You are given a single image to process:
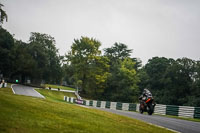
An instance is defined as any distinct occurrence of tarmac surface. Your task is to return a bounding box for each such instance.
[92,107,200,133]
[12,84,45,98]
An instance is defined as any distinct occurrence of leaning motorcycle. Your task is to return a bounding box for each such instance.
[139,96,156,115]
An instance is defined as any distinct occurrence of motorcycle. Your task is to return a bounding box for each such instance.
[139,96,156,115]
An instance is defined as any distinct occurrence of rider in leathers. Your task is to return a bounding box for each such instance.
[139,88,152,101]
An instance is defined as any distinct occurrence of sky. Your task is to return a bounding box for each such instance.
[2,0,200,64]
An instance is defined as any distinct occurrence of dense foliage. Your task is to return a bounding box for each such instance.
[65,37,110,98]
[102,43,140,102]
[64,39,139,101]
[0,28,62,85]
[139,57,200,106]
[0,3,7,24]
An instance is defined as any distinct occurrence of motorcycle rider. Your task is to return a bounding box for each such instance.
[139,88,156,115]
[139,88,152,101]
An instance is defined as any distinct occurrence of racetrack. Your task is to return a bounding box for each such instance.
[88,107,200,133]
[12,84,45,98]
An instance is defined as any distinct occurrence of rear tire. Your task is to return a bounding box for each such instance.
[139,104,144,114]
[140,108,143,114]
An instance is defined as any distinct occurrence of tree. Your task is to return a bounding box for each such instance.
[163,58,196,105]
[137,67,149,93]
[104,42,132,63]
[62,63,75,86]
[29,32,62,84]
[0,3,8,25]
[143,57,173,104]
[141,57,199,106]
[0,28,14,78]
[103,43,139,102]
[10,40,37,83]
[103,58,139,102]
[190,60,200,106]
[85,56,110,98]
[131,57,142,72]
[118,58,139,101]
[66,37,110,98]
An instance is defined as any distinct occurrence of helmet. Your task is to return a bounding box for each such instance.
[143,89,148,94]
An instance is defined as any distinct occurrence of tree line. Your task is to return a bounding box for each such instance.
[1,27,200,106]
[139,57,200,106]
[0,29,63,84]
[1,3,200,106]
[64,38,140,102]
[0,28,140,102]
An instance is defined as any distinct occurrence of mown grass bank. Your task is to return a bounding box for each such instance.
[36,89,76,102]
[0,87,173,133]
[41,84,75,91]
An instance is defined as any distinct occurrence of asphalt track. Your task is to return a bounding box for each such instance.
[12,84,45,98]
[91,107,200,133]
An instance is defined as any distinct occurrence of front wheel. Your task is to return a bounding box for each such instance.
[147,104,154,115]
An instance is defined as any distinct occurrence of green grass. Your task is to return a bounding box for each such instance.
[36,89,76,102]
[0,87,174,133]
[41,84,76,91]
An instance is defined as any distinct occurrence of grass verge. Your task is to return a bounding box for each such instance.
[36,89,76,102]
[0,87,174,133]
[41,84,76,91]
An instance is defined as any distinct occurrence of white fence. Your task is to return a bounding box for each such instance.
[64,96,200,119]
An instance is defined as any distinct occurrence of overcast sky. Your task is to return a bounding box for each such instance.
[2,0,200,64]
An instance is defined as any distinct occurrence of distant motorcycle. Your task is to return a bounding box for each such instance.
[139,96,156,115]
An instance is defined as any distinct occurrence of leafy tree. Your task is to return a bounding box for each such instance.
[131,57,142,72]
[0,3,7,25]
[174,58,195,105]
[144,57,171,99]
[104,42,132,63]
[0,28,14,78]
[118,58,139,101]
[137,67,149,93]
[141,57,199,106]
[161,58,196,105]
[10,40,37,83]
[190,60,200,106]
[103,58,139,102]
[62,63,75,86]
[103,43,139,102]
[66,37,110,97]
[29,32,62,84]
[85,56,110,97]
[139,57,174,104]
